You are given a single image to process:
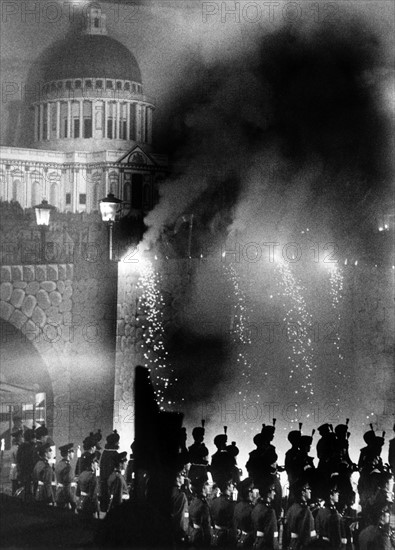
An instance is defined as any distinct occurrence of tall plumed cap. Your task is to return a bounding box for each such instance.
[106,429,120,447]
[226,441,239,457]
[363,424,376,444]
[317,423,331,435]
[335,419,350,436]
[35,423,48,438]
[288,430,302,445]
[192,419,205,439]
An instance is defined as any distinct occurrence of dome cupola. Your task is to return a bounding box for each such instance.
[32,6,154,153]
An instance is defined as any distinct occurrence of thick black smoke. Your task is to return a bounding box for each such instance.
[149,17,392,260]
[143,14,394,422]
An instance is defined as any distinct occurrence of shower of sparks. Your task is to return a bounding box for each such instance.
[222,260,257,434]
[275,259,317,407]
[328,264,346,407]
[136,258,175,408]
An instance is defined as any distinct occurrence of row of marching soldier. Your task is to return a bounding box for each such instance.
[9,418,395,548]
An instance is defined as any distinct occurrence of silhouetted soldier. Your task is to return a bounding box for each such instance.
[210,479,237,547]
[283,477,317,550]
[189,473,211,548]
[77,452,100,519]
[315,476,347,549]
[189,420,209,466]
[55,443,76,510]
[285,424,302,487]
[99,429,120,512]
[251,476,279,550]
[33,442,55,505]
[16,427,37,501]
[233,478,254,549]
[170,462,189,547]
[75,433,99,477]
[211,427,236,489]
[107,451,129,510]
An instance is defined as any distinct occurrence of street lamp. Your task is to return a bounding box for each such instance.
[99,192,123,260]
[33,199,55,263]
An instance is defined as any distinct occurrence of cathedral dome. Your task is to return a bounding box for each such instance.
[43,34,142,83]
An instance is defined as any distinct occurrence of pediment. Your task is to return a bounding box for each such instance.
[117,146,156,167]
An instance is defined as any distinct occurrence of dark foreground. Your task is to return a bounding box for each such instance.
[0,494,98,549]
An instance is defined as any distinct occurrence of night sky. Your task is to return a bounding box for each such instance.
[1,0,394,466]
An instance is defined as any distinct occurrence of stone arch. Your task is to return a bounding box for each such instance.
[0,318,55,446]
[0,268,72,443]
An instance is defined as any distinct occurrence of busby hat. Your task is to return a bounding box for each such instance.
[214,426,228,448]
[106,429,120,448]
[335,419,350,437]
[363,424,376,444]
[59,443,74,455]
[24,428,36,442]
[226,441,239,457]
[317,423,331,435]
[300,434,313,447]
[192,420,206,440]
[288,430,302,445]
[35,424,48,438]
[261,419,276,440]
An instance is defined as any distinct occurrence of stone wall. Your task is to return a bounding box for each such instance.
[0,263,74,443]
[0,257,118,447]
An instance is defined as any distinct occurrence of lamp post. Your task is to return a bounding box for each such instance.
[33,199,55,263]
[99,193,123,260]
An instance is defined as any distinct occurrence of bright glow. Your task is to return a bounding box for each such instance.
[34,199,52,226]
[275,259,317,404]
[100,202,117,222]
[136,257,175,407]
[99,193,122,222]
[223,262,255,433]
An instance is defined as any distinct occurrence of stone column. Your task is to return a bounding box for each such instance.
[46,103,51,140]
[34,105,39,142]
[115,101,120,139]
[104,100,107,138]
[136,104,142,141]
[147,108,153,145]
[141,105,147,143]
[24,167,29,208]
[79,100,83,138]
[126,102,130,141]
[73,169,78,213]
[56,102,60,139]
[67,101,72,138]
[112,103,116,139]
[39,104,43,141]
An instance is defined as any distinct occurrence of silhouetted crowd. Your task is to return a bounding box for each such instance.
[9,417,395,549]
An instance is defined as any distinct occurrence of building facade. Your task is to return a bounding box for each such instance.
[0,5,167,215]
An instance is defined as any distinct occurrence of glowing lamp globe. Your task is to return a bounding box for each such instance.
[33,199,54,226]
[99,193,122,222]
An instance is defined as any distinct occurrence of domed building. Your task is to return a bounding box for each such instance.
[0,5,167,214]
